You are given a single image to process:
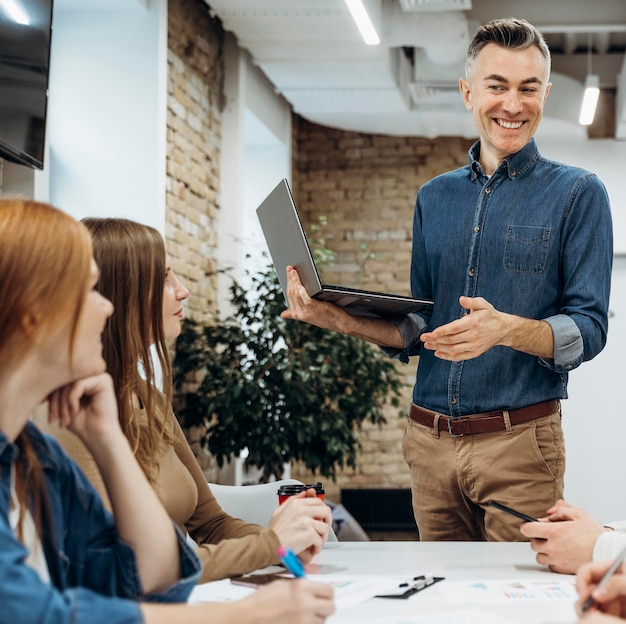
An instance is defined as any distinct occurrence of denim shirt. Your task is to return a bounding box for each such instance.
[389,138,612,417]
[0,422,202,624]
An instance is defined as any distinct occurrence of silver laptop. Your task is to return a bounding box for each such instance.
[256,179,433,319]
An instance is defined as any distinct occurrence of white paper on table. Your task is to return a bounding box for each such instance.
[307,574,402,608]
[355,607,521,624]
[189,574,400,609]
[438,578,579,604]
[189,578,255,603]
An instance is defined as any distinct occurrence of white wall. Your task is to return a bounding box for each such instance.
[540,138,626,254]
[44,0,167,230]
[218,32,246,313]
[217,40,291,484]
[242,114,291,285]
[218,38,291,315]
[561,257,626,521]
[241,42,292,273]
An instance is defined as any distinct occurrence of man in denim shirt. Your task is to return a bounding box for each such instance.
[282,18,613,541]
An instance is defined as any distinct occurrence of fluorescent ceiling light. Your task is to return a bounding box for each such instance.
[579,74,600,126]
[0,0,30,25]
[344,0,380,46]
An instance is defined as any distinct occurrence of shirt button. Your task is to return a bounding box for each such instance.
[451,397,458,405]
[511,170,517,176]
[469,268,475,276]
[473,226,480,233]
[485,187,492,194]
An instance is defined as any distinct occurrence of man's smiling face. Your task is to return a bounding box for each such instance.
[459,43,551,174]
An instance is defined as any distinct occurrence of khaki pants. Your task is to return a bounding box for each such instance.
[402,406,565,541]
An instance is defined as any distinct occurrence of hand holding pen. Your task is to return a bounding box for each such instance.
[520,500,608,575]
[575,545,626,617]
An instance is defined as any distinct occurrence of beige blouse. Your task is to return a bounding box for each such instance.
[34,406,280,583]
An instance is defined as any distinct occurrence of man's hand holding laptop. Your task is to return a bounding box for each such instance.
[281,265,404,349]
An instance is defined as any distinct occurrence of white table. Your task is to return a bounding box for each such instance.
[191,541,579,624]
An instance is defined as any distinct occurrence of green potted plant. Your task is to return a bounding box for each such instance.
[173,231,403,482]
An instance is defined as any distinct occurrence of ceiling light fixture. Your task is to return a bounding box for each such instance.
[344,0,380,46]
[0,0,29,25]
[579,34,599,126]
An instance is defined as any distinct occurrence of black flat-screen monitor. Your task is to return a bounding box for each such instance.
[0,0,54,170]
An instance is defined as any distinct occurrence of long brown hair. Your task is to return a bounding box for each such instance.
[0,199,93,540]
[81,218,175,483]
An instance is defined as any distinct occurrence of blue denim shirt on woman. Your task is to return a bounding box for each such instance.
[390,138,613,417]
[0,422,202,624]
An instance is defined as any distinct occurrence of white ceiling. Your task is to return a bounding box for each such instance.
[206,0,626,140]
[54,0,147,9]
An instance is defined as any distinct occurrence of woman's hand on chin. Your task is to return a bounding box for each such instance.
[47,373,122,448]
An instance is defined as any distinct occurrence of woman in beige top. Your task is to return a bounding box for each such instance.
[37,217,331,584]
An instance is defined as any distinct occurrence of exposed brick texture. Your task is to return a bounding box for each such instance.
[166,0,224,326]
[167,0,225,475]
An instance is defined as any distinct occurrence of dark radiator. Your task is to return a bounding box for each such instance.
[340,488,417,531]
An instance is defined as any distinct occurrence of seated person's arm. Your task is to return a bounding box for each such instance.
[48,374,183,594]
[176,417,330,582]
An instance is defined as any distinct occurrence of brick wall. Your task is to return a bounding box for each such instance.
[166,0,224,326]
[167,0,225,477]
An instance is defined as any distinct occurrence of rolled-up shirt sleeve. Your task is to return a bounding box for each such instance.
[378,313,427,363]
[540,314,584,372]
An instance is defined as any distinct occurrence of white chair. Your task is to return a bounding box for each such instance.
[208,479,338,542]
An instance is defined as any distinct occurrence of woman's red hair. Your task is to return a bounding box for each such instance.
[0,198,93,541]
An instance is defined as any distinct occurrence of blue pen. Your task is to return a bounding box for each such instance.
[277,546,306,578]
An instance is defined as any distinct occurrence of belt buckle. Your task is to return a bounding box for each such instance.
[446,417,464,438]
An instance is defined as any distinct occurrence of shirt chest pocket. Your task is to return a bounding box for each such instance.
[503,225,550,274]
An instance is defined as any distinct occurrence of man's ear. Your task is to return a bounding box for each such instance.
[543,81,552,104]
[459,78,472,111]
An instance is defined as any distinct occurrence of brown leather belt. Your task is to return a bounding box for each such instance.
[409,400,559,437]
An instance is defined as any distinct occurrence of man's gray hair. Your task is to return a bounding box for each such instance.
[465,18,551,79]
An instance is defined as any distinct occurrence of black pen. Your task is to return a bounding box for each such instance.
[488,500,538,523]
[581,544,626,612]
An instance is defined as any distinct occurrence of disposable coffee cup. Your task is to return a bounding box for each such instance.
[277,482,325,505]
